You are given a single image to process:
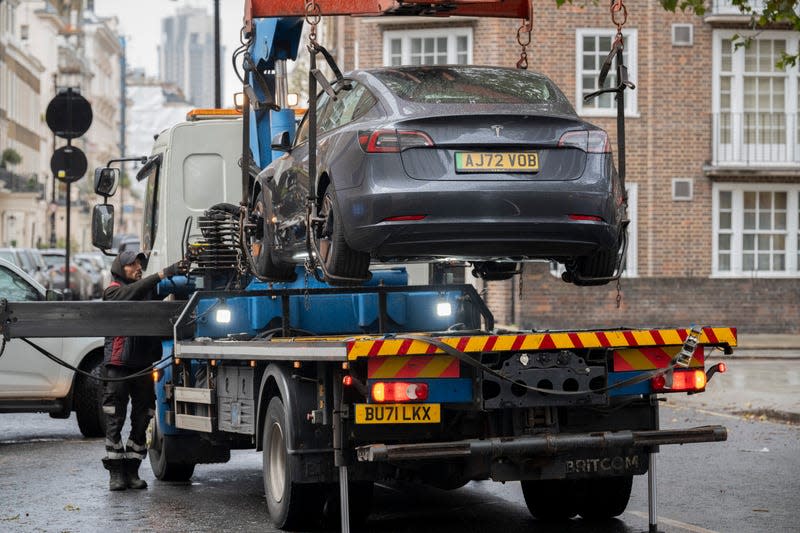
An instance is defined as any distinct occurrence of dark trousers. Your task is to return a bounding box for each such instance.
[102,365,155,461]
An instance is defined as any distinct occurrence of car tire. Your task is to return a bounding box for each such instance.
[263,396,319,529]
[575,475,633,519]
[520,479,579,521]
[251,191,296,281]
[149,416,195,481]
[318,190,370,284]
[74,355,106,438]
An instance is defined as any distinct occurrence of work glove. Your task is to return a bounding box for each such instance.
[162,260,189,279]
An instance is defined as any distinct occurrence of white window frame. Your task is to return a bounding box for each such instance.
[383,27,473,66]
[575,28,638,117]
[671,23,693,47]
[711,30,800,166]
[712,182,800,277]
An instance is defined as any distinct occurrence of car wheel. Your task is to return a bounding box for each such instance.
[74,354,106,438]
[575,475,633,520]
[251,190,296,281]
[263,396,320,529]
[471,261,519,281]
[149,416,195,481]
[520,479,579,521]
[317,190,370,284]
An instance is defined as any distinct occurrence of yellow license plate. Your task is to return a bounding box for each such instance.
[355,403,440,424]
[455,151,539,173]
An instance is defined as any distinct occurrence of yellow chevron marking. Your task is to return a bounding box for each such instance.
[421,356,456,377]
[632,330,655,346]
[493,336,517,351]
[466,336,487,352]
[371,357,409,378]
[578,332,604,348]
[550,333,574,348]
[660,329,683,345]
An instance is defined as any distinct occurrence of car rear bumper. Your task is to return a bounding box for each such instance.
[337,184,621,261]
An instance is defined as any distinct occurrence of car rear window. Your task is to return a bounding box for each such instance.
[372,67,570,106]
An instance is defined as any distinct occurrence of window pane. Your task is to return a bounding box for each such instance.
[774,254,785,270]
[743,253,755,270]
[744,212,756,229]
[718,253,730,271]
[718,234,731,250]
[759,191,772,209]
[775,212,786,230]
[757,237,769,251]
[757,254,770,270]
[775,192,787,209]
[759,212,772,229]
[744,192,756,209]
[719,211,732,230]
[583,36,594,51]
[743,234,755,250]
[719,191,732,209]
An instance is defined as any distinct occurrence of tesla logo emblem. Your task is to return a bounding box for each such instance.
[491,125,503,137]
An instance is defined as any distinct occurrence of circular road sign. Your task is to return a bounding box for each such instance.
[50,145,88,184]
[46,89,93,140]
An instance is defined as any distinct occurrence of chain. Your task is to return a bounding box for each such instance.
[303,259,313,311]
[305,1,321,45]
[615,276,623,309]
[610,0,628,47]
[515,20,532,69]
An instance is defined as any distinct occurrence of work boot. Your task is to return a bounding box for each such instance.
[102,458,127,491]
[124,458,148,489]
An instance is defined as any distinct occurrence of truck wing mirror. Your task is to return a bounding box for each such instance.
[271,131,292,153]
[91,204,115,251]
[45,289,65,301]
[94,167,119,197]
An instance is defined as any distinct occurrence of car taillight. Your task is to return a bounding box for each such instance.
[558,130,610,153]
[358,129,433,153]
[651,369,707,393]
[371,381,429,403]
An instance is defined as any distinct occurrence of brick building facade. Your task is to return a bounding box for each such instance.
[327,1,799,333]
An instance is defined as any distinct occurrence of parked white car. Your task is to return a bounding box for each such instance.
[0,259,106,437]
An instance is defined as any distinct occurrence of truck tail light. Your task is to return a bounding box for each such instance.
[358,129,433,153]
[371,381,429,403]
[558,130,610,153]
[651,369,707,393]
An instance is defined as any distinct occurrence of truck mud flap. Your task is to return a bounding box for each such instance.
[356,425,726,462]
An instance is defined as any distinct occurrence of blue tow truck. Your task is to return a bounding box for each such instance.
[0,2,738,532]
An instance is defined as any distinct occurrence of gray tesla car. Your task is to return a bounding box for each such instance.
[251,65,626,285]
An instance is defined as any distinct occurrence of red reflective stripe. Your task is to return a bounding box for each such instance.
[397,339,413,355]
[368,341,384,357]
[596,331,611,347]
[510,335,525,351]
[484,335,498,352]
[568,332,584,348]
[650,329,665,345]
[623,330,638,346]
[456,337,469,352]
[704,328,719,344]
[426,343,438,354]
[539,334,556,350]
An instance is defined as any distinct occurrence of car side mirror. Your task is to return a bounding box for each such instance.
[94,167,119,197]
[271,131,292,153]
[91,204,115,250]
[45,289,64,301]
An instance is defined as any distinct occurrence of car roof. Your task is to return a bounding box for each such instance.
[0,258,46,294]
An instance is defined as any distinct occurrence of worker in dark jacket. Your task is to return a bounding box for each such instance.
[101,250,187,491]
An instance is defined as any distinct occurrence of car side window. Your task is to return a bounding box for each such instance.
[322,82,376,132]
[295,91,331,146]
[0,266,41,301]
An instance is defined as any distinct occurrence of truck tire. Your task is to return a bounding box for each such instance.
[74,355,105,438]
[520,479,578,521]
[318,190,370,284]
[576,475,633,519]
[149,416,195,482]
[263,396,316,529]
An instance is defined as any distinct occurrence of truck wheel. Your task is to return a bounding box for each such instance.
[252,192,296,281]
[149,416,195,481]
[520,479,578,521]
[74,355,105,438]
[263,396,316,529]
[576,475,633,519]
[318,190,370,284]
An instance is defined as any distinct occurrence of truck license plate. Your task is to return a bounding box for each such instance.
[355,403,440,424]
[455,151,539,173]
